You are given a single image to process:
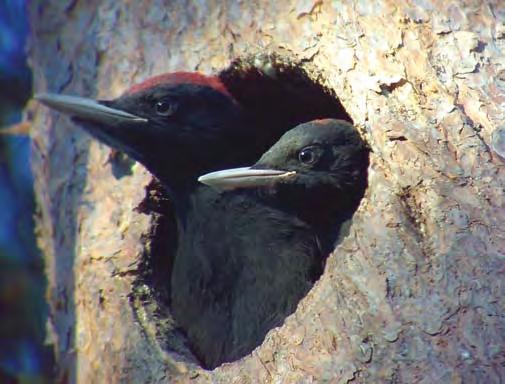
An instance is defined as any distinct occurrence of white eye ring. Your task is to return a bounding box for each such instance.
[155,100,177,116]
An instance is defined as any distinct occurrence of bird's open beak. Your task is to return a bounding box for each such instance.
[198,167,296,190]
[35,93,148,125]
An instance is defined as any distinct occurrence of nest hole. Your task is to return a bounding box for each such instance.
[132,53,366,369]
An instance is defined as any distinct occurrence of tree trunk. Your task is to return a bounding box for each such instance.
[29,0,505,382]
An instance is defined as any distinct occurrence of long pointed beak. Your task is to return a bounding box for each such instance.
[35,93,148,125]
[198,167,296,190]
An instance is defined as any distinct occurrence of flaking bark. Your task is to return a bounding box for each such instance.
[29,1,505,382]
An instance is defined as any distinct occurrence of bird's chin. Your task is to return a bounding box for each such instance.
[75,119,116,146]
[76,119,145,163]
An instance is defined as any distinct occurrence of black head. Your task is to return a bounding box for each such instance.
[36,72,253,198]
[199,119,369,224]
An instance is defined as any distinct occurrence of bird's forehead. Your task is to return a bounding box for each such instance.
[279,125,333,147]
[289,120,356,144]
[261,120,358,159]
[125,72,232,98]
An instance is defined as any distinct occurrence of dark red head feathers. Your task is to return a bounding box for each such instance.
[126,72,232,98]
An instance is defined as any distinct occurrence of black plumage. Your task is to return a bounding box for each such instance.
[36,77,368,369]
[36,73,287,211]
[188,119,369,367]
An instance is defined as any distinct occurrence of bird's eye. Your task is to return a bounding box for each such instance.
[155,100,177,116]
[298,147,318,164]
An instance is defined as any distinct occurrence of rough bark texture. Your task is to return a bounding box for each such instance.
[29,1,505,382]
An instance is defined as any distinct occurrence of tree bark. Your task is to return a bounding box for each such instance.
[29,0,505,382]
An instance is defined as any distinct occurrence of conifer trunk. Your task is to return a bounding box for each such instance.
[29,1,505,382]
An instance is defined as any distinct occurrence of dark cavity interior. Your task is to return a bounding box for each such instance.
[132,54,366,369]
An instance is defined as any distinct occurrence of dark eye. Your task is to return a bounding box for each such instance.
[298,147,317,164]
[155,100,177,116]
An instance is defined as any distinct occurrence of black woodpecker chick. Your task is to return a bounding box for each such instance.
[176,119,369,368]
[36,77,368,369]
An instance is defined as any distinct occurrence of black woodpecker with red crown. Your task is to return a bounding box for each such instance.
[36,71,368,369]
[37,73,291,210]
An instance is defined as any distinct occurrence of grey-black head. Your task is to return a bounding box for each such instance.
[199,119,369,224]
